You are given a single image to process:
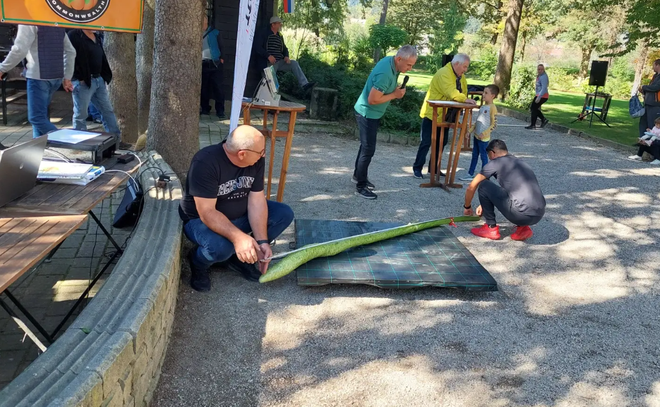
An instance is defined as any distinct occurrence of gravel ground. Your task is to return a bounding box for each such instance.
[152,115,660,407]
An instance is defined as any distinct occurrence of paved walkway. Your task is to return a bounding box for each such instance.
[154,113,660,406]
[0,92,131,389]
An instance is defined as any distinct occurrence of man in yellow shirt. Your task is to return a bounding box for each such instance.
[412,54,476,178]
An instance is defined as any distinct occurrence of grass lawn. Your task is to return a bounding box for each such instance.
[405,70,639,146]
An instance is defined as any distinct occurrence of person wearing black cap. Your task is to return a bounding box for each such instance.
[253,16,314,92]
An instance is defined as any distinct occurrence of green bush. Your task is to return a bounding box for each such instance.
[279,52,368,120]
[381,88,426,133]
[547,67,579,92]
[469,51,498,81]
[508,65,536,109]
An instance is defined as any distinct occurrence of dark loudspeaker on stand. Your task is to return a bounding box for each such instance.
[589,60,608,87]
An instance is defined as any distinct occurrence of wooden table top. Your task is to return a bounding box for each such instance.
[0,215,87,293]
[242,100,306,112]
[0,158,140,217]
[0,157,139,293]
[427,100,479,109]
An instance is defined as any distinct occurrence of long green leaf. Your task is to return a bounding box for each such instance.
[259,216,480,283]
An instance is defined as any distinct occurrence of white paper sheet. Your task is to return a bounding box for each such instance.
[47,129,101,144]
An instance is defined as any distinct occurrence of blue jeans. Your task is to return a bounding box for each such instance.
[468,137,488,175]
[183,200,294,270]
[88,102,102,121]
[27,78,61,138]
[353,112,380,189]
[72,77,121,136]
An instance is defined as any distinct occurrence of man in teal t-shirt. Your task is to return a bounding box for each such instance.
[353,45,417,200]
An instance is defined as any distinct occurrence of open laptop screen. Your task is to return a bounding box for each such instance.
[0,136,48,207]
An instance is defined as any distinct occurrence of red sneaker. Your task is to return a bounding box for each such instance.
[511,226,533,241]
[471,224,501,240]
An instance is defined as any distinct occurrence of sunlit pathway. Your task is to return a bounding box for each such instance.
[153,114,660,407]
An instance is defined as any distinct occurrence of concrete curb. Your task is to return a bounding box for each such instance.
[0,151,183,407]
[496,105,636,154]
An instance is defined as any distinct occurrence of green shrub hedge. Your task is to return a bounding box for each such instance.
[279,52,424,134]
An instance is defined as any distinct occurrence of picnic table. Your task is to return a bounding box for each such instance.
[0,158,140,350]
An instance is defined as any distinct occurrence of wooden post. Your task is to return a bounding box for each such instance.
[276,111,297,202]
[267,111,278,199]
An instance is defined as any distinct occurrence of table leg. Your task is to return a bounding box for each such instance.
[276,111,296,202]
[443,112,461,189]
[1,292,50,351]
[266,112,278,200]
[446,109,469,189]
[243,106,251,125]
[420,107,448,190]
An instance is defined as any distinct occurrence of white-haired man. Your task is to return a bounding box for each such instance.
[353,45,417,199]
[179,125,294,291]
[412,53,476,179]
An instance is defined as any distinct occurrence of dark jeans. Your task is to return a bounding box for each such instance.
[353,112,380,188]
[201,59,225,115]
[639,105,660,137]
[183,200,294,271]
[478,180,544,227]
[412,113,455,173]
[637,141,660,160]
[468,137,488,175]
[530,98,548,126]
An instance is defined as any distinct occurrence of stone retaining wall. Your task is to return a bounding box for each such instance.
[0,151,182,407]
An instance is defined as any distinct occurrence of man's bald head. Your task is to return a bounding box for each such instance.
[226,125,263,152]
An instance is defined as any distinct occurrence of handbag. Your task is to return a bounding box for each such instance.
[629,95,645,118]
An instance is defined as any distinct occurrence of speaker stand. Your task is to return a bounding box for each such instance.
[572,85,611,128]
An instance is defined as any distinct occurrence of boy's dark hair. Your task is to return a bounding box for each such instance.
[486,139,508,153]
[654,59,660,66]
[485,84,500,97]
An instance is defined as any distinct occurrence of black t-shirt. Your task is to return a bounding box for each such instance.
[480,154,546,216]
[179,142,265,221]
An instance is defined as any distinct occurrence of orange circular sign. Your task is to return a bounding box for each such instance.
[45,0,110,23]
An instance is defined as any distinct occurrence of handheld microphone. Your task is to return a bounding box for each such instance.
[401,75,409,89]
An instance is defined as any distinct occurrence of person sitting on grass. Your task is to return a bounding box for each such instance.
[462,139,546,241]
[459,84,499,182]
[628,116,660,164]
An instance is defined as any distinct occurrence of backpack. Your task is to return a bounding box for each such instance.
[629,95,645,118]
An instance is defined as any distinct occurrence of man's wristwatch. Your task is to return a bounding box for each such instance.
[256,240,270,245]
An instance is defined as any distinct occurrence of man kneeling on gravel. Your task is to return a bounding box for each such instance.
[462,139,545,241]
[179,125,294,291]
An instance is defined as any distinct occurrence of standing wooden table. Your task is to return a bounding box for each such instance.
[420,100,477,191]
[242,101,306,202]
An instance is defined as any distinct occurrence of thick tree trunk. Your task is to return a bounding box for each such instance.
[136,0,155,138]
[578,47,592,81]
[632,43,649,96]
[373,0,389,62]
[147,0,204,178]
[105,33,139,143]
[494,0,524,100]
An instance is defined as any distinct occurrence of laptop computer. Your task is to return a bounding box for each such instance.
[0,136,48,207]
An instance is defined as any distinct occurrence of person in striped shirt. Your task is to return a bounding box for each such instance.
[253,16,314,92]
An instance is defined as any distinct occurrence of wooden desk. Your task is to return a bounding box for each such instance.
[420,100,476,191]
[0,158,139,349]
[242,101,306,202]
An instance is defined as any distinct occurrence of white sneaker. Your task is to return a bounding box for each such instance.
[650,159,660,165]
[459,175,474,181]
[628,155,642,161]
